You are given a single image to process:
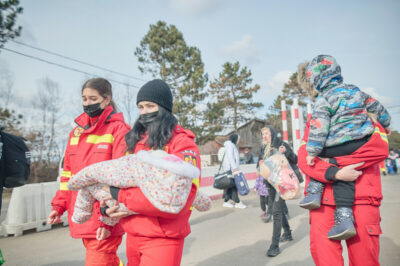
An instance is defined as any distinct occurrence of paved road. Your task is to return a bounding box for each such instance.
[1,175,399,266]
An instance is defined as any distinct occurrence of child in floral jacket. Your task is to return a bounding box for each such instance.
[68,150,211,227]
[254,175,269,221]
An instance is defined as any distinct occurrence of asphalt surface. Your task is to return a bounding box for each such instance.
[0,175,399,266]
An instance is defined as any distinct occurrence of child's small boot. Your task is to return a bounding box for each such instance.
[328,207,356,240]
[299,180,324,209]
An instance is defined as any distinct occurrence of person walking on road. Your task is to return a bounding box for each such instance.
[47,78,130,266]
[99,79,202,266]
[221,133,247,209]
[297,58,390,265]
[388,149,398,174]
[253,174,269,221]
[298,120,388,266]
[298,55,391,241]
[257,127,290,223]
[244,147,254,164]
[260,126,299,257]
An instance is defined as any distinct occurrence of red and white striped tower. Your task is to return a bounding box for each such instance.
[292,98,301,153]
[307,103,312,122]
[281,100,289,143]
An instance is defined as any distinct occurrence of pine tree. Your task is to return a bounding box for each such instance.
[0,107,22,135]
[388,130,400,150]
[281,72,309,106]
[134,21,208,139]
[265,71,311,141]
[209,61,262,131]
[265,95,285,134]
[0,0,23,49]
[200,101,225,143]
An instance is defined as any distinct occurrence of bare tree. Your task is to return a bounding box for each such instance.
[33,77,61,164]
[0,69,14,109]
[117,82,137,125]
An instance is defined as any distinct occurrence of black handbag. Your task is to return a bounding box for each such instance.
[213,154,235,190]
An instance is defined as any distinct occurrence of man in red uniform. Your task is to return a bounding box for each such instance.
[298,121,388,266]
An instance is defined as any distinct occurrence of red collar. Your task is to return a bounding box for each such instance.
[74,105,115,132]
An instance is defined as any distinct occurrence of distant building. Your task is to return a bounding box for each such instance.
[199,118,266,166]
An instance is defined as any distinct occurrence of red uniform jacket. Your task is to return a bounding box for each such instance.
[51,105,131,238]
[117,125,201,239]
[298,121,388,207]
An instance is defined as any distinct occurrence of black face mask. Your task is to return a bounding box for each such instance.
[138,111,159,128]
[83,103,105,118]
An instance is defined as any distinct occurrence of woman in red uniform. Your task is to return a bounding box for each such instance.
[102,79,201,266]
[47,78,130,266]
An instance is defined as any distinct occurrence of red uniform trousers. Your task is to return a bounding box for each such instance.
[82,236,123,266]
[310,204,381,266]
[126,234,184,266]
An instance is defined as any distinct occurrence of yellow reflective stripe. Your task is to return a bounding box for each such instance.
[190,178,200,210]
[374,127,388,143]
[86,134,114,144]
[70,137,79,146]
[61,171,71,178]
[300,140,307,147]
[60,182,69,191]
[119,260,124,266]
[192,178,200,188]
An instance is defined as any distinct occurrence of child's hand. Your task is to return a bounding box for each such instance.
[101,199,129,219]
[306,155,316,166]
[96,227,111,241]
[384,127,391,135]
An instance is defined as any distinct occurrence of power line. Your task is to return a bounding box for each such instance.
[11,40,147,82]
[0,47,139,88]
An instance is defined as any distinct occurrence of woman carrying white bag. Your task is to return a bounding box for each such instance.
[221,133,247,209]
[259,126,302,257]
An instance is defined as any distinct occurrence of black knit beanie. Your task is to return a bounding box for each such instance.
[136,79,173,112]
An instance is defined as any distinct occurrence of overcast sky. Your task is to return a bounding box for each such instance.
[1,0,400,132]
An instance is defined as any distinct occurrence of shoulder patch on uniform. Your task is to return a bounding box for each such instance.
[181,150,198,157]
[183,154,198,167]
[73,126,84,137]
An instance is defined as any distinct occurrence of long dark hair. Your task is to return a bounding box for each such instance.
[81,78,117,111]
[125,105,178,152]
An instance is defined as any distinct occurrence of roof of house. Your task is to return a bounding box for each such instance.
[217,118,266,137]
